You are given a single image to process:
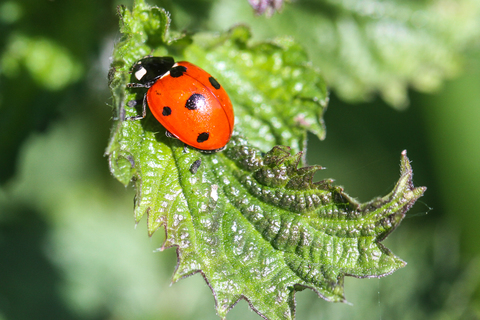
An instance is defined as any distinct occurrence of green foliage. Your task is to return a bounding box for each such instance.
[110,1,327,154]
[210,0,480,108]
[185,30,327,152]
[1,34,82,91]
[107,1,425,319]
[3,1,480,320]
[0,0,116,183]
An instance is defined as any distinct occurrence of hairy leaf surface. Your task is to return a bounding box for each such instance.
[107,1,426,319]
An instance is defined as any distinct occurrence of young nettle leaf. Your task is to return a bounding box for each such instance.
[106,1,426,319]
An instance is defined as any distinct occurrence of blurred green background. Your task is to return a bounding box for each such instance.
[1,0,480,319]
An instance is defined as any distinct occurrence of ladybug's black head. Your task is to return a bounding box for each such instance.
[131,56,175,85]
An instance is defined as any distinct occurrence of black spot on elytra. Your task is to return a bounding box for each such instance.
[162,106,171,116]
[197,132,209,143]
[209,77,221,90]
[185,93,206,110]
[170,66,187,78]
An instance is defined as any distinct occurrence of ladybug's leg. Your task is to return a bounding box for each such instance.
[127,79,155,88]
[127,83,150,88]
[140,94,147,118]
[165,130,177,139]
[164,131,188,153]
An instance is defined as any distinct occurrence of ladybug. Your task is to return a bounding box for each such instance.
[127,56,234,152]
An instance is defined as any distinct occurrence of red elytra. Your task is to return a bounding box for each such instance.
[127,57,234,151]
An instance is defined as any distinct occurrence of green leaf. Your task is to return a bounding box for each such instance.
[109,1,327,155]
[318,0,480,108]
[213,0,480,108]
[106,1,426,319]
[185,29,327,153]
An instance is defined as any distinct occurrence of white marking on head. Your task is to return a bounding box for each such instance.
[135,66,147,80]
